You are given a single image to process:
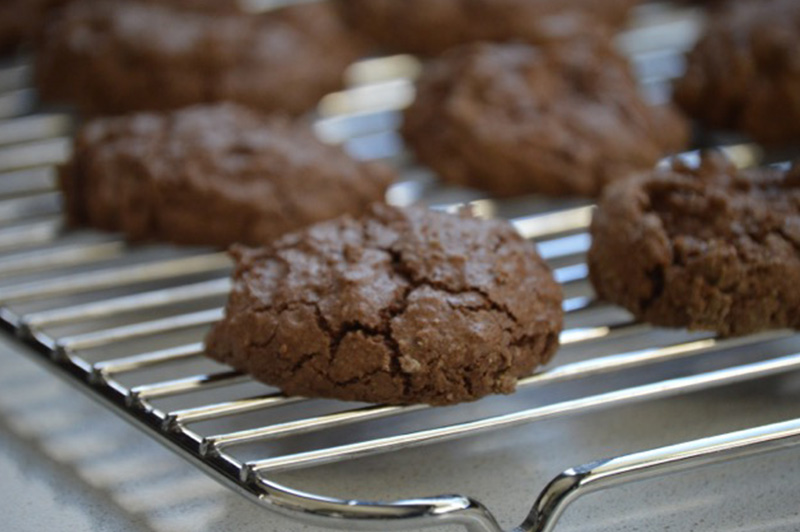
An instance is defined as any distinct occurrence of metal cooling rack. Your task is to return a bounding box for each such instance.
[1,3,800,531]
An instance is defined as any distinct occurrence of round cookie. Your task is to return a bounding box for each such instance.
[403,40,689,197]
[336,0,639,56]
[60,103,394,247]
[205,204,564,405]
[35,0,362,115]
[588,152,800,337]
[674,0,800,145]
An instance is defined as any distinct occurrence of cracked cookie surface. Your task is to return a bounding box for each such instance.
[60,103,394,247]
[205,204,563,405]
[588,153,800,336]
[402,40,688,197]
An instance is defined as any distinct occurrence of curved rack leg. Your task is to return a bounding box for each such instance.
[515,417,800,532]
[253,477,503,532]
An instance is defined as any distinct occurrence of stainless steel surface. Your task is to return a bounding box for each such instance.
[518,417,800,532]
[1,3,799,531]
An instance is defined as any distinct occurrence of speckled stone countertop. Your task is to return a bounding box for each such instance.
[2,332,800,532]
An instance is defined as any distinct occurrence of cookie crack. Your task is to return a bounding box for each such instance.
[377,243,525,394]
[288,350,321,376]
[332,365,390,388]
[640,263,666,312]
[244,328,278,351]
[775,226,800,255]
[380,246,421,396]
[385,242,521,325]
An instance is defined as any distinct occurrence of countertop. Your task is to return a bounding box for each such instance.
[2,333,800,532]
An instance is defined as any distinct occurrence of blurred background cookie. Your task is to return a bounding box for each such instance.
[60,103,395,247]
[336,0,639,55]
[403,39,689,197]
[35,0,364,115]
[0,0,72,54]
[674,0,800,145]
[0,0,248,54]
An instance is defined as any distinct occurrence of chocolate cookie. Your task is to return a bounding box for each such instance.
[403,40,689,197]
[143,0,243,12]
[588,153,800,337]
[205,204,563,405]
[35,0,362,115]
[336,0,639,56]
[674,0,800,145]
[0,0,72,54]
[60,103,394,247]
[1,0,249,54]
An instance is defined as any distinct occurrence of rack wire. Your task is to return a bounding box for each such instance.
[1,3,799,531]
